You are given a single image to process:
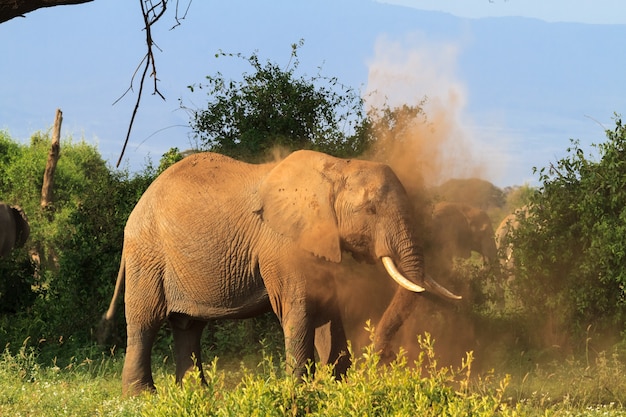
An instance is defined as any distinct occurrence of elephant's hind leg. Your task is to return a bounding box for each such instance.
[123,323,160,396]
[169,314,208,386]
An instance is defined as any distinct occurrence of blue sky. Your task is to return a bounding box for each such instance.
[0,0,624,187]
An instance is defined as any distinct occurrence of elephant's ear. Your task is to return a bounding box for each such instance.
[258,151,342,263]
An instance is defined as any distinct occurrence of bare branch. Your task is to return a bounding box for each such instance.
[112,55,148,106]
[0,0,93,23]
[171,0,192,29]
[116,0,168,167]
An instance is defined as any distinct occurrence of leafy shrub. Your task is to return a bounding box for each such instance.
[143,333,512,417]
[512,115,626,345]
[0,330,625,415]
[0,131,156,364]
[186,40,373,161]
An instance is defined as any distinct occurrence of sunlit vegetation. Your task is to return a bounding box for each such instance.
[1,329,625,416]
[1,41,625,413]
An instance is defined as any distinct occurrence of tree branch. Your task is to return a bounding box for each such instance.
[0,0,93,23]
[1,0,192,168]
[115,0,167,167]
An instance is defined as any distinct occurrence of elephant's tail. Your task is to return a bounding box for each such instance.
[97,254,125,344]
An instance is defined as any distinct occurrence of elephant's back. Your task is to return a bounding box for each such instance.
[156,152,272,194]
[125,151,272,238]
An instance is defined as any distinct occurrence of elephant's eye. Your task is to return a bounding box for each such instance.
[365,204,377,215]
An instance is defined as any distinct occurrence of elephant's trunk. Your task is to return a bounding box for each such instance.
[375,234,461,363]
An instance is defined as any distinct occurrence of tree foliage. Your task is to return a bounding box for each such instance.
[0,130,155,362]
[512,115,626,339]
[186,41,373,161]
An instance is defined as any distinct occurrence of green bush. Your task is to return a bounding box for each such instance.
[143,333,512,417]
[512,115,626,345]
[0,324,625,415]
[187,41,373,161]
[0,131,156,364]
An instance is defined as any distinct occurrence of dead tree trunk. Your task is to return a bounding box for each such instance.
[40,108,62,210]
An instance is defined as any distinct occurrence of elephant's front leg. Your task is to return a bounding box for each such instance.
[281,301,316,379]
[169,314,208,386]
[315,317,351,380]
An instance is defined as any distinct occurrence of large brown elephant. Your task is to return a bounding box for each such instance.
[0,203,30,259]
[102,150,460,395]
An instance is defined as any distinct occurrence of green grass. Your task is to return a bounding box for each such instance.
[1,335,625,416]
[0,340,142,416]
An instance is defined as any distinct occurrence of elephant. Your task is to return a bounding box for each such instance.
[0,203,30,259]
[368,202,497,365]
[428,201,497,273]
[101,150,460,395]
[493,205,531,311]
[494,205,529,269]
[327,202,498,369]
[495,213,517,268]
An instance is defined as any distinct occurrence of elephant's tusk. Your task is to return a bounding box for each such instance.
[381,256,426,293]
[425,274,463,300]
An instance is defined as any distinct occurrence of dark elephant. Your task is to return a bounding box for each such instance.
[101,150,460,395]
[0,203,30,259]
[372,201,496,365]
[342,202,497,365]
[425,201,497,276]
[419,202,496,362]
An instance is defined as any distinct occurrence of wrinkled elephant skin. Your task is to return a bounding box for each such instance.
[102,150,459,395]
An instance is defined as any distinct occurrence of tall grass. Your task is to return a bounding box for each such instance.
[1,333,625,416]
[142,333,511,417]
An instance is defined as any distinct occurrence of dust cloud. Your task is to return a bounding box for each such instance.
[336,34,506,370]
[363,33,488,189]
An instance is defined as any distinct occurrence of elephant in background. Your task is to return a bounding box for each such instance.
[494,205,530,270]
[493,206,531,311]
[336,201,496,366]
[373,202,498,368]
[428,201,497,274]
[495,213,518,269]
[326,202,497,366]
[101,150,460,395]
[0,203,30,259]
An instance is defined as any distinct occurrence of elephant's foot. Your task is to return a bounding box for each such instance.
[122,377,156,397]
[123,324,159,396]
[378,348,396,366]
[174,356,208,387]
[122,356,156,396]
